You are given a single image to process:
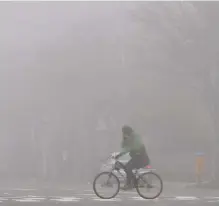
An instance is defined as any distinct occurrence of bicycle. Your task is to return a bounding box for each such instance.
[93,155,163,199]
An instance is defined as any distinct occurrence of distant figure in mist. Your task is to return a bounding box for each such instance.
[114,125,150,190]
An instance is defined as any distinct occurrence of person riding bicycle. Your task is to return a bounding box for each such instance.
[114,125,150,190]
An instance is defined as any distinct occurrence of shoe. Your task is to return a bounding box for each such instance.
[121,184,133,191]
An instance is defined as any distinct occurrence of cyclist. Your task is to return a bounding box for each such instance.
[114,125,150,190]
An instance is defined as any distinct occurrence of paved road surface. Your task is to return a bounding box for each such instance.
[0,183,218,205]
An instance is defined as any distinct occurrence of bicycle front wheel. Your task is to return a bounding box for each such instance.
[136,172,163,199]
[93,172,120,199]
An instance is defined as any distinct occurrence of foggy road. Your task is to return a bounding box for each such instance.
[0,184,218,205]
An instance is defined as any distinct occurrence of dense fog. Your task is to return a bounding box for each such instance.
[0,2,218,185]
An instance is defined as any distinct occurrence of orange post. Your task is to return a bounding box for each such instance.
[195,152,205,184]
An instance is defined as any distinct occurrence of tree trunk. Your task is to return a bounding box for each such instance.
[203,70,219,183]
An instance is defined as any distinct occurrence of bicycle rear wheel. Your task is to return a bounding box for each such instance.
[136,172,163,199]
[93,172,120,199]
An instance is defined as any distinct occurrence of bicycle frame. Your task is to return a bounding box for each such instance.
[108,160,140,187]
